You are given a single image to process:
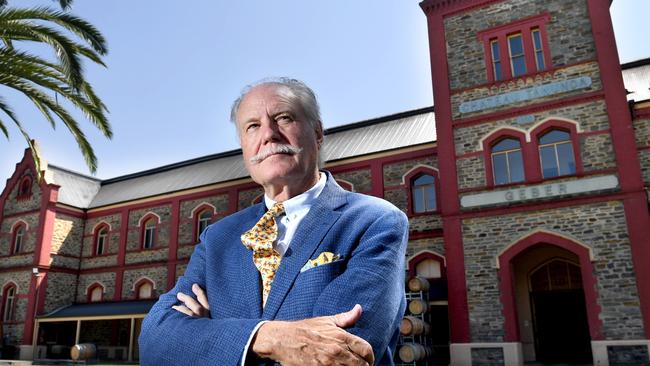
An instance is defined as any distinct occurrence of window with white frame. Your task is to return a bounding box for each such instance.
[491,138,525,185]
[538,129,576,178]
[2,286,16,321]
[412,174,437,213]
[197,210,212,240]
[143,219,156,249]
[96,227,108,255]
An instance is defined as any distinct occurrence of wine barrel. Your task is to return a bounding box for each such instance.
[407,276,430,292]
[70,343,96,361]
[408,298,428,315]
[398,343,430,363]
[400,316,431,336]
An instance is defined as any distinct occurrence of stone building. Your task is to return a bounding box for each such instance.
[0,0,649,365]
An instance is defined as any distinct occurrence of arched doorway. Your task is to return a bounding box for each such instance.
[528,258,592,363]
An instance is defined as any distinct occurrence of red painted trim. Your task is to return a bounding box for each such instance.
[113,208,129,301]
[335,180,354,192]
[167,199,180,291]
[1,283,18,323]
[50,252,80,260]
[478,13,551,83]
[453,91,605,127]
[408,229,444,240]
[403,166,441,216]
[622,193,650,338]
[634,107,650,119]
[497,232,603,341]
[139,213,159,250]
[16,176,33,201]
[530,119,584,177]
[370,161,384,198]
[579,129,610,137]
[638,146,650,151]
[134,278,155,300]
[407,251,447,278]
[421,0,503,18]
[586,0,644,193]
[190,203,216,243]
[423,7,469,342]
[54,206,86,219]
[9,222,27,255]
[79,261,174,275]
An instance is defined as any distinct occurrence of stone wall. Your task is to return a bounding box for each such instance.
[80,254,118,270]
[51,214,84,257]
[444,0,595,91]
[178,194,229,245]
[122,266,167,299]
[125,248,168,265]
[238,187,263,210]
[461,200,644,342]
[333,169,372,193]
[383,157,437,187]
[457,156,486,190]
[406,237,445,259]
[82,214,121,257]
[0,212,40,257]
[633,117,650,148]
[126,205,172,250]
[639,149,650,185]
[3,170,42,216]
[44,271,77,313]
[77,272,116,303]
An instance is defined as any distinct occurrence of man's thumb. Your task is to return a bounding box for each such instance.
[333,304,362,328]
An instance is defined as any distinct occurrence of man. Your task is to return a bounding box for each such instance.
[139,78,408,365]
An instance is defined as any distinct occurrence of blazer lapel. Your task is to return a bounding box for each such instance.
[262,175,347,319]
[239,203,265,318]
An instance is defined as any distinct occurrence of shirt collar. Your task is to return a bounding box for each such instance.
[264,172,327,220]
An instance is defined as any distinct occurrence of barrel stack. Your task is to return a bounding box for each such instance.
[395,276,433,365]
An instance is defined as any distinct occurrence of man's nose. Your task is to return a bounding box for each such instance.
[260,120,282,144]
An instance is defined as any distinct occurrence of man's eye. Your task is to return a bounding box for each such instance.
[276,114,293,123]
[245,123,259,132]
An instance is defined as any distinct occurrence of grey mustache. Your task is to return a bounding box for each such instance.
[249,144,303,163]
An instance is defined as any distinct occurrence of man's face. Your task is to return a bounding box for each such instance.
[236,84,322,189]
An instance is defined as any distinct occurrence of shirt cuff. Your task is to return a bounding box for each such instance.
[241,320,268,365]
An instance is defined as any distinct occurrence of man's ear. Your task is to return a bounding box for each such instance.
[316,121,324,147]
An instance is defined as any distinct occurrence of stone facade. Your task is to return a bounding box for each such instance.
[462,201,644,341]
[0,212,39,257]
[238,187,263,210]
[82,214,121,257]
[126,205,172,250]
[406,237,445,259]
[471,347,504,366]
[51,214,84,257]
[333,169,372,193]
[43,272,77,313]
[178,194,229,245]
[2,171,42,217]
[122,267,167,300]
[444,0,596,91]
[383,157,437,187]
[77,272,116,303]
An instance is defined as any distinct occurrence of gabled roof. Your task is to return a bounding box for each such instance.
[82,106,435,209]
[622,57,650,103]
[49,165,101,208]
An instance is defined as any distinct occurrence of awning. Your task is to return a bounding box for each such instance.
[37,300,156,322]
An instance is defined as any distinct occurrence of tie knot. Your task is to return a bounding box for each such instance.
[268,202,285,218]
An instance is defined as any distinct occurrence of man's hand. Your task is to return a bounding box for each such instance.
[252,304,374,366]
[172,284,210,317]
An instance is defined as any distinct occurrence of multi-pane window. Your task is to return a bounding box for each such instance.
[491,39,503,81]
[412,174,437,213]
[491,138,525,185]
[18,177,31,198]
[143,219,156,249]
[96,227,107,255]
[538,129,576,178]
[13,226,24,254]
[197,210,212,240]
[508,33,526,77]
[532,28,545,71]
[3,286,16,321]
[479,14,550,82]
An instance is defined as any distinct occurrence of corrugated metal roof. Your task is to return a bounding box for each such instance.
[38,300,155,320]
[85,107,435,208]
[49,165,101,209]
[622,58,650,102]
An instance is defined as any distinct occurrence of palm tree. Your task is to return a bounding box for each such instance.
[0,4,111,174]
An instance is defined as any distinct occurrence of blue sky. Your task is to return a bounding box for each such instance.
[0,1,648,184]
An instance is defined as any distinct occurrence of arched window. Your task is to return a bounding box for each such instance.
[412,174,437,213]
[538,129,576,178]
[12,224,25,255]
[135,279,154,299]
[17,176,32,199]
[491,138,525,185]
[142,218,157,249]
[2,284,17,322]
[196,210,212,241]
[87,284,104,303]
[416,259,442,279]
[95,226,108,256]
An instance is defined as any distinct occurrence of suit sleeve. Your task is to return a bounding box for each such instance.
[138,226,261,366]
[311,207,409,363]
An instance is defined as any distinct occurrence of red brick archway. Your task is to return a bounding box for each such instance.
[497,231,603,342]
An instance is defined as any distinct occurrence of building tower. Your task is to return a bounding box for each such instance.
[420,0,650,364]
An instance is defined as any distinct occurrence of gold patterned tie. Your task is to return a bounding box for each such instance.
[241,202,285,306]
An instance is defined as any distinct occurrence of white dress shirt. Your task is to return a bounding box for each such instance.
[241,172,327,364]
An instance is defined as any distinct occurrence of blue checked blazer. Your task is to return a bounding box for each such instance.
[139,172,408,365]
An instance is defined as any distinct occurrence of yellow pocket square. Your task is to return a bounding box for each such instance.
[300,252,342,273]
